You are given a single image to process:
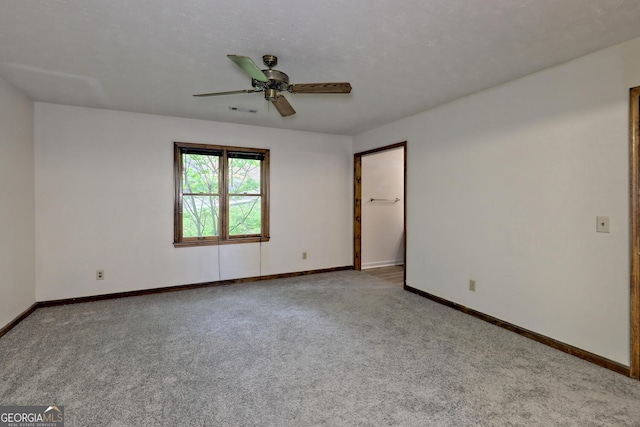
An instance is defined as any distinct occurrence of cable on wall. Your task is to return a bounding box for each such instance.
[259,235,263,279]
[217,233,222,282]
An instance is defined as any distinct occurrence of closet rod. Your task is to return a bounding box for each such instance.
[370,198,400,203]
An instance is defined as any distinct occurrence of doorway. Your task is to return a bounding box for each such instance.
[354,142,407,287]
[629,86,640,380]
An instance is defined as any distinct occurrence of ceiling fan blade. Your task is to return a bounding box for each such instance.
[227,55,269,82]
[272,95,296,117]
[193,89,256,97]
[289,82,352,94]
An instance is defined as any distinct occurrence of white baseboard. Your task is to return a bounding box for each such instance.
[361,260,404,270]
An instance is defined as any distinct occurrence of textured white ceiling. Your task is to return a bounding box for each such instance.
[2,0,640,135]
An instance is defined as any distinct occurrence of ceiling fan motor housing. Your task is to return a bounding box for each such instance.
[253,69,290,99]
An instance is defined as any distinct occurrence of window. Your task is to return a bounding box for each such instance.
[174,142,269,247]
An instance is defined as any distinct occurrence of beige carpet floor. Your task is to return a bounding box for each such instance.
[1,270,639,426]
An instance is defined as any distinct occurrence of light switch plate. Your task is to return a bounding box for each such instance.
[596,216,610,233]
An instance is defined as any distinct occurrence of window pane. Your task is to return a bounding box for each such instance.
[229,196,261,235]
[183,154,219,194]
[228,158,261,194]
[182,195,219,237]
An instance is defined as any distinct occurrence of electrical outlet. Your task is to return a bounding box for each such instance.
[596,216,610,233]
[302,252,307,260]
[469,279,476,292]
[96,270,104,280]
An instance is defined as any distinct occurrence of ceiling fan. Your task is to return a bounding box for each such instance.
[193,54,352,117]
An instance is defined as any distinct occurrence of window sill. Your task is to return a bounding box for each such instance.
[173,236,270,248]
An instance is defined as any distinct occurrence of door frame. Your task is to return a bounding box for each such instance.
[354,141,407,286]
[629,86,640,380]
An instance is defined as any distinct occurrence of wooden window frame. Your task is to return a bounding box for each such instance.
[173,141,270,247]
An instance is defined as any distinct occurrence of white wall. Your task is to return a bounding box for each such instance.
[35,103,353,301]
[361,148,404,268]
[354,36,640,365]
[0,77,35,327]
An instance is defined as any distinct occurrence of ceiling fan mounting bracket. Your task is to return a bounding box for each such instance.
[262,55,278,68]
